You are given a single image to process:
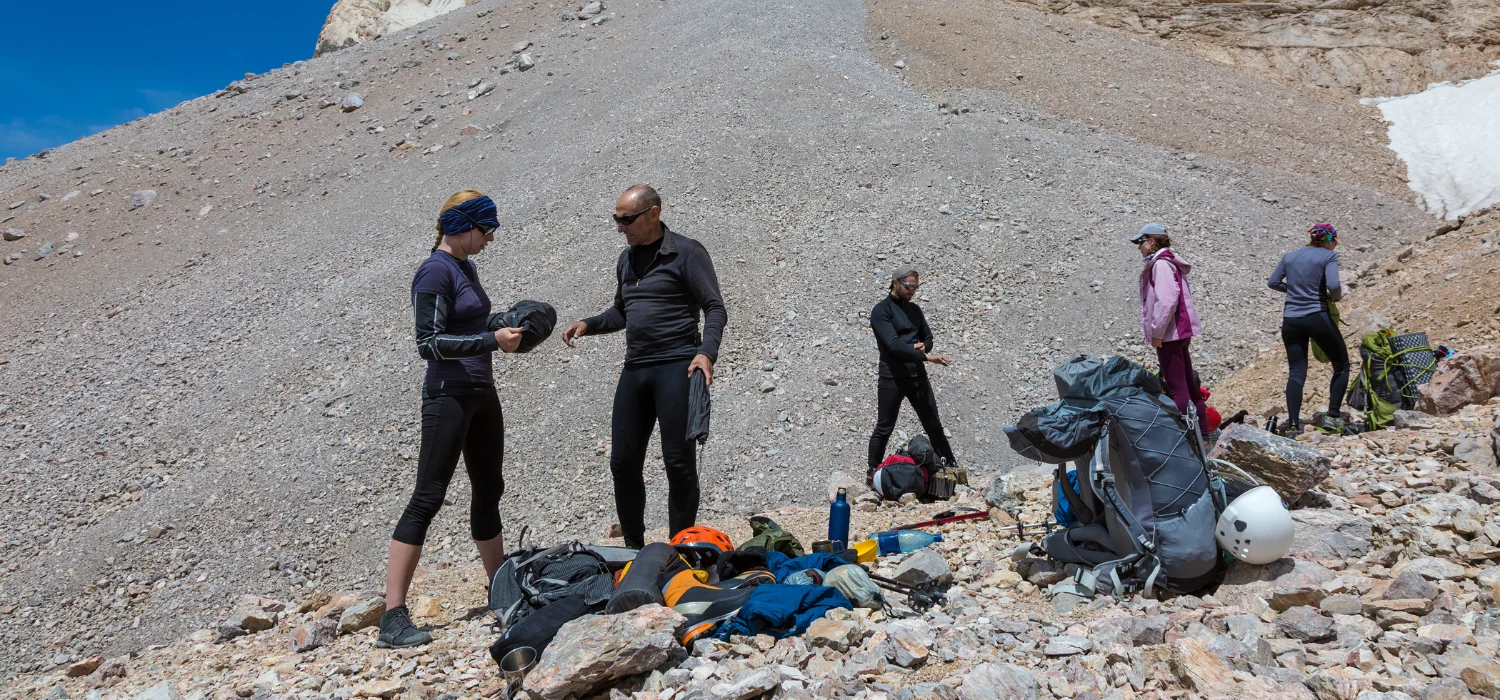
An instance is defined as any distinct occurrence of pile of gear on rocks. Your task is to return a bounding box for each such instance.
[482,353,1328,695]
[481,435,971,694]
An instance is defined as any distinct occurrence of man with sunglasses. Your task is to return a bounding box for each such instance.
[561,184,726,549]
[867,266,958,481]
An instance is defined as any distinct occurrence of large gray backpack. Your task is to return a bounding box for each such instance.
[1006,356,1225,597]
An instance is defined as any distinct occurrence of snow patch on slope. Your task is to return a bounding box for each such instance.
[1367,67,1500,220]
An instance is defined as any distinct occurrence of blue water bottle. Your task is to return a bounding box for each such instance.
[829,488,851,551]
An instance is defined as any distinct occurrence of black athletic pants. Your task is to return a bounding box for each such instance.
[610,358,698,548]
[393,387,505,546]
[1282,311,1350,426]
[868,375,957,471]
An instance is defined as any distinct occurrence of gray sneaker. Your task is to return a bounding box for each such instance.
[376,605,431,649]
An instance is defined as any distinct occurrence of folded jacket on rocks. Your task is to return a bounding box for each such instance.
[712,584,852,640]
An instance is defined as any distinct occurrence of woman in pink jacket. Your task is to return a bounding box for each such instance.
[1134,223,1211,438]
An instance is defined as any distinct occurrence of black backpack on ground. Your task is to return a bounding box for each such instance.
[1007,356,1227,598]
[488,538,614,631]
[488,595,591,666]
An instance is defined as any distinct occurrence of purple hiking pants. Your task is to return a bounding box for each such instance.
[1157,338,1211,437]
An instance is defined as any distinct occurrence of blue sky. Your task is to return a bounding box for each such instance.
[0,2,333,161]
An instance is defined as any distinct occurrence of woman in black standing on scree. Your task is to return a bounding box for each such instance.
[378,189,524,648]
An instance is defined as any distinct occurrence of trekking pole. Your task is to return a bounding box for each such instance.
[1001,518,1058,540]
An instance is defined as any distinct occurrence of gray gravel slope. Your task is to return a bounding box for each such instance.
[0,0,1431,669]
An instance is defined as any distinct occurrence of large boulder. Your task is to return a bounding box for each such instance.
[1170,638,1235,694]
[1417,345,1500,415]
[883,619,935,668]
[1208,424,1330,504]
[337,596,386,635]
[893,549,951,587]
[290,617,338,653]
[1454,438,1498,471]
[228,595,283,633]
[1269,559,1338,611]
[1274,606,1335,642]
[523,605,686,700]
[1390,493,1486,531]
[1289,509,1373,560]
[315,0,471,57]
[959,662,1040,700]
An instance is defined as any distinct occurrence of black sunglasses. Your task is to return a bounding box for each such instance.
[897,280,921,290]
[456,209,496,236]
[612,205,655,226]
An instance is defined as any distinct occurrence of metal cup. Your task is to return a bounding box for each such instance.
[500,646,538,699]
[810,540,834,553]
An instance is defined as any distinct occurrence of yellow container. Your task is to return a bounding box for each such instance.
[853,539,879,563]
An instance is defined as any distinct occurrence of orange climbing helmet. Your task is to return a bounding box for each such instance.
[669,526,734,569]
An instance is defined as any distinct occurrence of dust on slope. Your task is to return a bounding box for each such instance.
[863,0,1412,199]
[1213,209,1500,418]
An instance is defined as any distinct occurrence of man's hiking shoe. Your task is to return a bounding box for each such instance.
[376,605,431,649]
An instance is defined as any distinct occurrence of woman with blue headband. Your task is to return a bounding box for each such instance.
[1267,222,1349,435]
[379,189,523,648]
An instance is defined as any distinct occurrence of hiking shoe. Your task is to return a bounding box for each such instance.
[376,605,431,649]
[1316,414,1346,434]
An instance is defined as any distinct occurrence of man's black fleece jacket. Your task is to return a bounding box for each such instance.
[870,294,933,381]
[582,225,727,366]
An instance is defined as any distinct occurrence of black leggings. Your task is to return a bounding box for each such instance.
[868,376,957,471]
[610,359,699,547]
[1282,312,1350,425]
[392,388,505,546]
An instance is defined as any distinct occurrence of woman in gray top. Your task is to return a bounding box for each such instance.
[1267,223,1349,434]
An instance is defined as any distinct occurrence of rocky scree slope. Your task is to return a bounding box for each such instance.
[1215,207,1500,419]
[862,0,1415,199]
[12,404,1500,700]
[982,0,1500,98]
[0,0,1433,673]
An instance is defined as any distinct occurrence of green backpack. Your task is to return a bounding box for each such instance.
[1352,329,1431,429]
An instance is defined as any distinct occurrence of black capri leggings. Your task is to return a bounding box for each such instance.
[392,387,505,546]
[1282,311,1350,424]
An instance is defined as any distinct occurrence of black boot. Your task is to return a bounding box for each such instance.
[376,605,432,649]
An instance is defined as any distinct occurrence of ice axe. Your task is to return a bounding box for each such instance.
[890,508,989,531]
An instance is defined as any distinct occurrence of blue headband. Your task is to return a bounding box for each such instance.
[439,196,500,237]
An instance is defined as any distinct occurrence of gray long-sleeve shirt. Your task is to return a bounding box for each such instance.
[1267,246,1341,318]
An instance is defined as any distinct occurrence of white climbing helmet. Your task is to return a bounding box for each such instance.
[1215,485,1295,565]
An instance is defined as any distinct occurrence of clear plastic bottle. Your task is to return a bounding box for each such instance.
[872,530,943,556]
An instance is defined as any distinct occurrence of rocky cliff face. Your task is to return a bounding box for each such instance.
[315,0,473,57]
[1005,0,1500,97]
